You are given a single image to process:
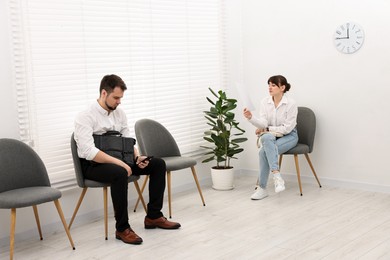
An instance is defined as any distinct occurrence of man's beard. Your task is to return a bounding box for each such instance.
[105,101,117,111]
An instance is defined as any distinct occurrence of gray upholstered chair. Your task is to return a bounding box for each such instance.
[0,138,75,260]
[279,106,322,195]
[133,119,205,218]
[68,133,146,240]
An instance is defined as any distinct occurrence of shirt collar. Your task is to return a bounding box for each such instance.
[267,95,288,105]
[94,100,110,116]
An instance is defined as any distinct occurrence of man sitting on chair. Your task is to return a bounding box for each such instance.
[74,74,180,245]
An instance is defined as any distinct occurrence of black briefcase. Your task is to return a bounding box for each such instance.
[93,131,136,166]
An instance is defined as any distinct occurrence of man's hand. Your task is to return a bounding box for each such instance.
[93,150,133,176]
[136,155,151,169]
[123,163,132,176]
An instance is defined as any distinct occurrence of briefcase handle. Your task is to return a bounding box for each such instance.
[102,130,122,137]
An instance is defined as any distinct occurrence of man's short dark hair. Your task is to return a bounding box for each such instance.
[99,74,127,95]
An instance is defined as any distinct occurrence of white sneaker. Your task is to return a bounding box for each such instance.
[274,175,285,193]
[251,187,268,200]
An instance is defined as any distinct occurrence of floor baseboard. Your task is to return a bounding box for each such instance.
[238,169,390,194]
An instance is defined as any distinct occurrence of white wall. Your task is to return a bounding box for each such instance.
[229,0,390,191]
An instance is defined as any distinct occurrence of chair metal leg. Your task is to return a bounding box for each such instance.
[32,205,43,240]
[10,208,16,260]
[68,187,88,229]
[190,166,206,206]
[133,175,149,212]
[167,171,172,218]
[293,154,303,196]
[304,153,322,188]
[54,200,76,250]
[133,180,147,213]
[103,187,108,240]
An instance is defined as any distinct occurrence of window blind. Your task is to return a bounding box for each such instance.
[8,0,226,190]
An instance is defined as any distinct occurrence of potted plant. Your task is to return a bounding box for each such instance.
[202,87,247,190]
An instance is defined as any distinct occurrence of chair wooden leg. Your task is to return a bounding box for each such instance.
[32,205,43,240]
[68,187,88,229]
[133,180,147,213]
[304,153,322,188]
[190,166,206,206]
[103,187,108,240]
[293,154,303,196]
[54,200,75,250]
[167,171,172,219]
[10,208,16,260]
[133,175,149,212]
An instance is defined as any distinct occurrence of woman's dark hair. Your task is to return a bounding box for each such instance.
[99,74,127,95]
[267,75,291,93]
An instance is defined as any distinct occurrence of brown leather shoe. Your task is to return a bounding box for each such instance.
[144,216,181,229]
[115,228,143,245]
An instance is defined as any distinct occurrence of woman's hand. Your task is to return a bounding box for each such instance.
[255,128,265,136]
[243,108,252,120]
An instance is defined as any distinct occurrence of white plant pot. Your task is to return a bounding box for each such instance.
[211,167,234,190]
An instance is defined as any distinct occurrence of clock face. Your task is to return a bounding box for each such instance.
[334,22,364,54]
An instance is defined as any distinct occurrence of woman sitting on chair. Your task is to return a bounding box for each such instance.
[243,75,298,200]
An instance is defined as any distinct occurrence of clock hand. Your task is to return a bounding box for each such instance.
[347,28,349,39]
[335,37,348,40]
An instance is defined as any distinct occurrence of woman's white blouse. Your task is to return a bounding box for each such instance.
[248,95,297,135]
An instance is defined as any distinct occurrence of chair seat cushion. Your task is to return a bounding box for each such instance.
[83,179,109,188]
[0,186,61,209]
[162,156,196,171]
[284,143,310,155]
[83,175,140,188]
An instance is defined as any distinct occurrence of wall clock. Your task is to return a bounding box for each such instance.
[334,22,364,54]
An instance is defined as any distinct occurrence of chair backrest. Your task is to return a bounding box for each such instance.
[296,107,316,153]
[0,138,51,193]
[135,119,181,157]
[70,133,86,187]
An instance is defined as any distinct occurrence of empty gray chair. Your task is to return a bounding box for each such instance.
[0,138,75,260]
[68,133,146,240]
[133,119,205,218]
[279,107,322,195]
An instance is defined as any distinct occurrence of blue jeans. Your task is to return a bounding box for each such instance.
[258,128,298,189]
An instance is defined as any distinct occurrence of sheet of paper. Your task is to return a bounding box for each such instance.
[235,83,256,111]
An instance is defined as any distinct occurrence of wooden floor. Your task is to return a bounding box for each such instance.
[2,174,390,260]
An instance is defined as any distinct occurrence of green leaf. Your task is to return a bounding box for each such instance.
[208,87,218,99]
[206,97,215,106]
[204,116,216,125]
[231,137,248,143]
[202,156,215,163]
[201,87,248,168]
